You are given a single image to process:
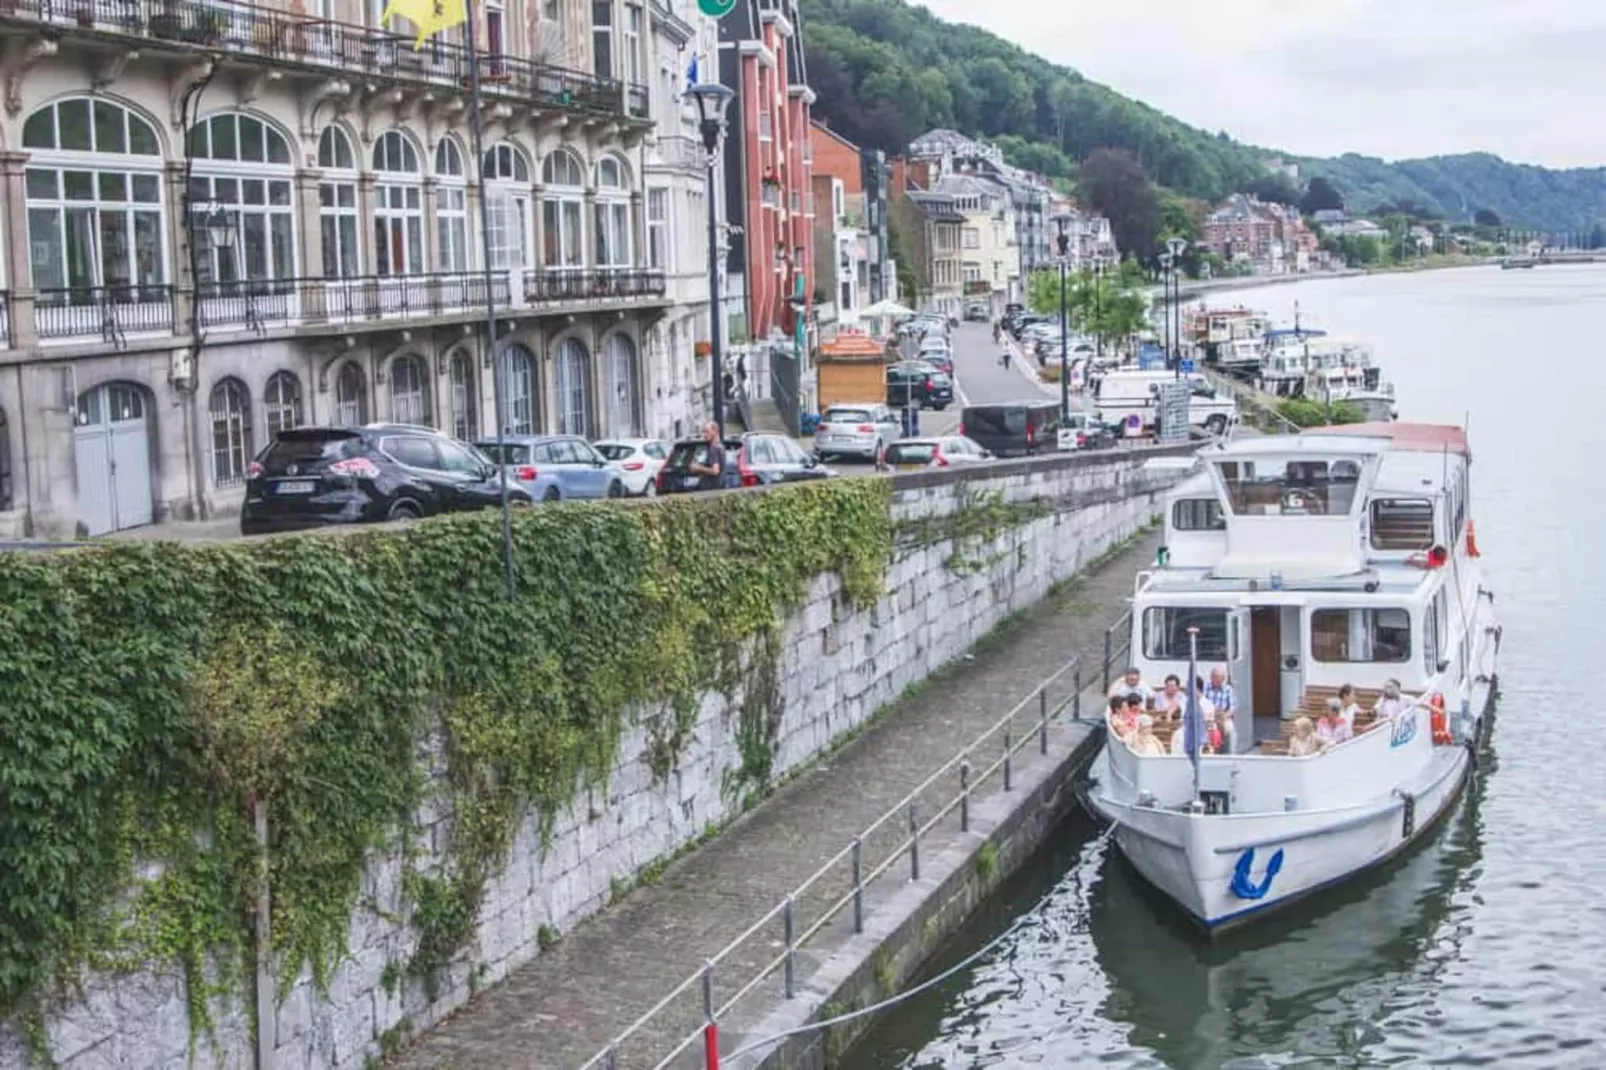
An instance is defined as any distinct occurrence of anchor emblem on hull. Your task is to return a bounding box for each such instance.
[1230,846,1285,900]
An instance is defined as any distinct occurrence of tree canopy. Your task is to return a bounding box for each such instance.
[1080,149,1163,264]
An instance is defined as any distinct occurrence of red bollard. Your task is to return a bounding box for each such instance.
[703,1022,720,1070]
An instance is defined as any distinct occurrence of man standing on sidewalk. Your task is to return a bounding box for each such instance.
[688,421,728,491]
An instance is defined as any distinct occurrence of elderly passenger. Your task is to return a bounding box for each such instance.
[1108,667,1152,707]
[1288,716,1324,757]
[1151,674,1186,721]
[1372,679,1409,726]
[1316,697,1353,746]
[1128,715,1166,758]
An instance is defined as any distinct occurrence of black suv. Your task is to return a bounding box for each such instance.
[656,433,834,495]
[241,425,532,535]
[886,361,954,410]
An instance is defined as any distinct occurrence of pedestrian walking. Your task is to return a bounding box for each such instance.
[1001,347,1012,370]
[687,421,728,491]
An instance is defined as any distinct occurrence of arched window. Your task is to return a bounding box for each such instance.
[374,131,424,276]
[318,128,360,277]
[449,349,478,440]
[264,371,304,437]
[435,138,468,273]
[0,407,11,511]
[594,154,632,269]
[24,99,166,313]
[335,362,368,427]
[187,113,296,285]
[209,378,252,487]
[482,142,533,273]
[497,345,537,435]
[390,354,432,426]
[541,148,586,273]
[555,338,589,437]
[603,332,640,436]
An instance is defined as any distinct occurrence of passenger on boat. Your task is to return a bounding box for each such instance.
[1107,696,1138,741]
[1151,674,1185,720]
[1194,676,1231,751]
[1316,697,1353,746]
[1337,683,1362,735]
[1128,715,1166,757]
[1203,667,1237,722]
[1372,679,1408,725]
[1288,716,1324,757]
[1108,667,1152,706]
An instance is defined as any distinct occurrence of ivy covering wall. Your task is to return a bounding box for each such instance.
[0,479,892,1039]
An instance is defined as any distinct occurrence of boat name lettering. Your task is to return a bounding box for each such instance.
[1389,713,1418,748]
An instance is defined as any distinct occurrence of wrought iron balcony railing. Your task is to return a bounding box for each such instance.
[35,285,176,343]
[9,0,648,121]
[195,271,514,332]
[525,269,667,304]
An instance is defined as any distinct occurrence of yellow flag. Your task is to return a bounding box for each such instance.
[380,0,467,49]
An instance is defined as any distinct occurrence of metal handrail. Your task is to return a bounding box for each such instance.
[575,654,1088,1070]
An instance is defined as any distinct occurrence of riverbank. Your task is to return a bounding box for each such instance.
[1160,256,1492,302]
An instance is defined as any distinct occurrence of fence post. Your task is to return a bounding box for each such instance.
[1038,688,1049,754]
[960,759,970,832]
[1004,723,1013,792]
[783,895,796,999]
[1073,667,1082,720]
[701,961,718,1070]
[908,802,920,881]
[851,836,864,934]
[1102,628,1113,692]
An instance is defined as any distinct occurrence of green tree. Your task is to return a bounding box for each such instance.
[1026,266,1147,351]
[1473,207,1502,228]
[1300,176,1344,214]
[1079,148,1164,264]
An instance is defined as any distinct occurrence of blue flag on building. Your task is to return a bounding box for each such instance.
[686,53,700,88]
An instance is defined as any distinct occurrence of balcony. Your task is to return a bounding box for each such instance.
[6,0,648,123]
[650,134,708,174]
[194,272,512,333]
[525,269,666,305]
[31,269,667,344]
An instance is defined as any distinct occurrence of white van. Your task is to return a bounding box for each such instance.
[1092,370,1237,436]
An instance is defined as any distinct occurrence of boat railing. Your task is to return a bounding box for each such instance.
[571,655,1088,1070]
[1102,608,1133,693]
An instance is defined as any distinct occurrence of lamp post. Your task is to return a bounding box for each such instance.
[1051,212,1073,422]
[687,81,735,436]
[1157,250,1173,366]
[1090,254,1105,361]
[1166,236,1187,375]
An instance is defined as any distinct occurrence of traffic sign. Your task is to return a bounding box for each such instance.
[698,0,737,16]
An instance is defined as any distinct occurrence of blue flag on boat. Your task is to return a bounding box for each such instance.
[1183,646,1204,772]
[686,53,700,88]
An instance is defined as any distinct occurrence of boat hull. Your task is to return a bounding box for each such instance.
[1084,675,1495,931]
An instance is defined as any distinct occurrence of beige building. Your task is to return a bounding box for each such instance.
[935,174,1015,316]
[0,0,704,538]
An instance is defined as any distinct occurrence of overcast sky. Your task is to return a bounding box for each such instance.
[913,0,1606,170]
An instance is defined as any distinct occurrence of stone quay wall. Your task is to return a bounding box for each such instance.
[0,443,1193,1070]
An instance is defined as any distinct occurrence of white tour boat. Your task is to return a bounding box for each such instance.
[1083,423,1500,930]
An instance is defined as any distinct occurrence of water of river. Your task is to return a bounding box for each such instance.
[843,264,1606,1069]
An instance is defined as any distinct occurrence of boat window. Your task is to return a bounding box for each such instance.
[1311,608,1411,663]
[1423,589,1449,674]
[1216,459,1361,517]
[1142,607,1230,661]
[1370,498,1434,550]
[1172,498,1225,531]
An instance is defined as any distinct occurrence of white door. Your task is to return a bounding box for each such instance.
[73,384,153,535]
[1226,607,1252,751]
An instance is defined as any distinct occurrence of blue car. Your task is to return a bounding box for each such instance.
[475,434,626,501]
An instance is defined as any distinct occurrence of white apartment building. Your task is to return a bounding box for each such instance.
[935,174,1016,316]
[0,0,721,538]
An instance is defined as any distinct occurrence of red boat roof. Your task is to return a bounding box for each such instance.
[1305,422,1469,457]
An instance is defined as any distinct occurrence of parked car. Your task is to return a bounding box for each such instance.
[885,362,954,410]
[1010,314,1050,339]
[918,351,955,377]
[594,438,668,497]
[655,433,834,494]
[883,436,994,470]
[1061,411,1117,451]
[814,403,903,461]
[963,301,990,321]
[474,434,626,500]
[959,401,1062,458]
[241,424,533,534]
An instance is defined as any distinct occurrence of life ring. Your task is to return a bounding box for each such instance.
[1466,520,1481,558]
[1407,545,1450,569]
[1428,692,1452,745]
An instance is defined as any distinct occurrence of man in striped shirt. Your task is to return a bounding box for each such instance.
[1204,667,1237,725]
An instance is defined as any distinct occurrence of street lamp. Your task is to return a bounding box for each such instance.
[1090,253,1105,361]
[687,80,735,436]
[1052,212,1073,423]
[1166,236,1187,375]
[1157,250,1174,362]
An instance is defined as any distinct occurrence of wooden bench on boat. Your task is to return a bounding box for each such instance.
[1254,685,1409,755]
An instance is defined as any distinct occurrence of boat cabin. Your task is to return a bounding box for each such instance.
[1139,426,1475,746]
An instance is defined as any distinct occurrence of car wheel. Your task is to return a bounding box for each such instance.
[607,480,625,499]
[1205,414,1228,436]
[388,500,422,521]
[543,487,561,502]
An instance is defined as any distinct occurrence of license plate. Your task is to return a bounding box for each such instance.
[276,480,316,495]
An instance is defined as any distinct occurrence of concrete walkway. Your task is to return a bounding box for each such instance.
[393,532,1159,1070]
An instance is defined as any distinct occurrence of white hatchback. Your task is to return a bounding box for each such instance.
[594,438,669,496]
